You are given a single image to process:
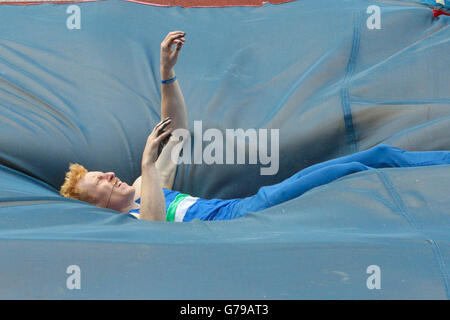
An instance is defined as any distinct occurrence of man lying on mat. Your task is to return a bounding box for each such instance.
[60,31,450,222]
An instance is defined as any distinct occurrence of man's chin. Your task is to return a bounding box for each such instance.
[128,185,136,195]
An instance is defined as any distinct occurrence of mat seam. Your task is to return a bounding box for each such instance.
[340,6,361,154]
[376,170,450,299]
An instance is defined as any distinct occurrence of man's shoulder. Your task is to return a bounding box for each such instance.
[132,176,141,188]
[132,176,142,202]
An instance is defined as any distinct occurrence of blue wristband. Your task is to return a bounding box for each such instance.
[161,76,177,84]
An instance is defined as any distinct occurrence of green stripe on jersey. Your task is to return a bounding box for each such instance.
[166,194,189,222]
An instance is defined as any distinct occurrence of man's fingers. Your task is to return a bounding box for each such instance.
[153,117,172,133]
[160,116,172,124]
[163,32,185,41]
[167,31,186,38]
[154,118,170,130]
[157,120,171,133]
[167,35,186,48]
[157,121,172,135]
[162,32,187,49]
[168,31,185,35]
[155,128,173,143]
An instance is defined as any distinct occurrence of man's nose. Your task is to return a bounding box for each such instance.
[106,172,115,181]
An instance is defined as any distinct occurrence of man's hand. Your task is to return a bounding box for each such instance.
[139,118,172,221]
[142,117,173,167]
[160,31,186,72]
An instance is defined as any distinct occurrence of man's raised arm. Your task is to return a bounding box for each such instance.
[159,31,188,131]
[155,31,189,189]
[139,31,189,221]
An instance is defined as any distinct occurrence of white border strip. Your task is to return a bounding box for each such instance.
[174,196,198,222]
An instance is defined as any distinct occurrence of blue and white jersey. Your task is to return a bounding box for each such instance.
[128,188,241,222]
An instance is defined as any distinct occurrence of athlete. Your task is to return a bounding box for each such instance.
[60,31,450,222]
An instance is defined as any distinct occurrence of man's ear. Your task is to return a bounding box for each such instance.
[76,184,97,206]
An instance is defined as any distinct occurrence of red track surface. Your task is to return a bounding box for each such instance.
[0,0,294,7]
[125,0,294,7]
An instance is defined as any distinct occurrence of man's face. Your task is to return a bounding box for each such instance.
[77,171,136,211]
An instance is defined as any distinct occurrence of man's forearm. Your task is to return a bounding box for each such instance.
[140,162,166,221]
[161,67,188,130]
